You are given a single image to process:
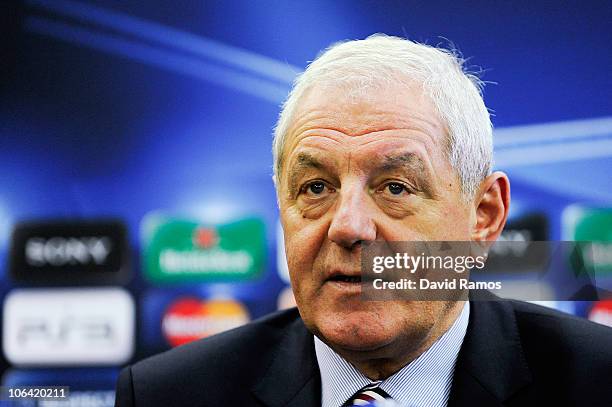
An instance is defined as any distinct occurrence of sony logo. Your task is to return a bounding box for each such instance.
[25,236,112,267]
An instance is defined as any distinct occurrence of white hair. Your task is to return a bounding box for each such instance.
[272,34,493,199]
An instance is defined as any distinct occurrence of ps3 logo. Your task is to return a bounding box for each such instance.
[17,316,115,345]
[25,236,112,267]
[2,289,134,366]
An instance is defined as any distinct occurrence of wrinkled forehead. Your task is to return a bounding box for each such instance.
[293,82,434,129]
[279,79,449,177]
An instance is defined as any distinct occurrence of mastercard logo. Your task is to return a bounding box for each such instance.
[588,300,612,328]
[162,298,250,347]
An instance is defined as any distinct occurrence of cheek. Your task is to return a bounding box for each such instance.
[381,203,472,241]
[282,212,329,287]
[440,205,472,238]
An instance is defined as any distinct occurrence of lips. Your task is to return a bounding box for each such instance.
[325,271,362,284]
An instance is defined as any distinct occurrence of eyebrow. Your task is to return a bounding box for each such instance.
[284,151,436,198]
[286,152,327,197]
[380,153,425,172]
[378,153,436,198]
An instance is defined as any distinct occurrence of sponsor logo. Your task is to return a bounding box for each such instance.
[2,289,134,366]
[484,213,549,273]
[161,298,249,347]
[41,390,115,407]
[588,300,612,328]
[25,236,111,267]
[563,206,612,275]
[143,214,265,283]
[9,220,129,285]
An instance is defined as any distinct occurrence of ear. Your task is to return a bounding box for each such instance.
[471,171,510,241]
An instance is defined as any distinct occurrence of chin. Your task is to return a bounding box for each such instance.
[313,309,399,352]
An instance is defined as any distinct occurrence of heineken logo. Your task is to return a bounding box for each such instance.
[143,215,265,283]
[159,248,253,274]
[193,227,219,248]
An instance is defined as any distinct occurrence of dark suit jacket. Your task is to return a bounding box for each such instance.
[115,298,612,406]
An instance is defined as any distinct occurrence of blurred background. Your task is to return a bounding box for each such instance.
[0,0,611,405]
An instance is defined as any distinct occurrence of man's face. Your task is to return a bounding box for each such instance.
[278,81,474,355]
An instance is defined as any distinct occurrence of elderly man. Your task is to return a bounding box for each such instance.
[115,35,612,407]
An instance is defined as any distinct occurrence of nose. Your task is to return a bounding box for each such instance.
[328,184,376,249]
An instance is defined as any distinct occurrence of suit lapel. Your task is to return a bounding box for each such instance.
[448,297,532,407]
[252,315,321,407]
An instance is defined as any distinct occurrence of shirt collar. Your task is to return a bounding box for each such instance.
[314,301,470,407]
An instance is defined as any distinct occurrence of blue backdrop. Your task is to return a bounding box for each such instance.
[0,0,611,401]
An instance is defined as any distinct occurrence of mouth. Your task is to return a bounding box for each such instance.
[323,270,364,295]
[327,274,362,283]
[325,268,363,287]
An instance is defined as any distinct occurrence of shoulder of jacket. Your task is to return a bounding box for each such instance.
[129,307,302,381]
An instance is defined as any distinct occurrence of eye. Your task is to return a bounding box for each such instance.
[301,181,334,198]
[386,182,407,195]
[309,181,326,194]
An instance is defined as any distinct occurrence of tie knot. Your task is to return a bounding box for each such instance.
[343,382,396,406]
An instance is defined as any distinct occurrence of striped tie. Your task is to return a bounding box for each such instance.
[343,382,396,406]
